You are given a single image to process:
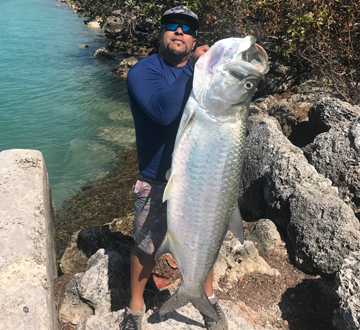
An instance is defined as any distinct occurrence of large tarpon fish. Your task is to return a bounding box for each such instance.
[155,36,269,320]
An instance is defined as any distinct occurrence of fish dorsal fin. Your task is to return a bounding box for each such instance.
[228,204,244,244]
[163,173,174,202]
[172,97,196,156]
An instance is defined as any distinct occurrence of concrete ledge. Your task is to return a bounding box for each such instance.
[0,149,58,329]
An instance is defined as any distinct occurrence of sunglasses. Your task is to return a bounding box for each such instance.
[163,23,197,36]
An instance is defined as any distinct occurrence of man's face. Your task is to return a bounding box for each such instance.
[159,19,196,61]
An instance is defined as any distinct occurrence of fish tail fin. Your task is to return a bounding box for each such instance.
[159,289,219,322]
[158,289,189,316]
[192,295,219,321]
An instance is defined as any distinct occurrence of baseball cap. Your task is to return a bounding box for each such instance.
[161,5,199,30]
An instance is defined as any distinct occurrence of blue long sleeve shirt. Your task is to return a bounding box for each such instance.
[127,54,194,182]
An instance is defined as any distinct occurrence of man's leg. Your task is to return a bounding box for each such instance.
[129,245,156,311]
[203,268,228,330]
[205,268,214,298]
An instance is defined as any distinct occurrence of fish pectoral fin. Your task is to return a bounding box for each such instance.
[155,235,171,261]
[228,204,244,244]
[162,173,174,202]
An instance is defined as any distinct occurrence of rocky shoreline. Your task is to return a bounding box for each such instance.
[53,2,360,330]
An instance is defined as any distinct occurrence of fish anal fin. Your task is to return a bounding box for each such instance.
[155,235,171,261]
[228,204,244,244]
[162,173,174,202]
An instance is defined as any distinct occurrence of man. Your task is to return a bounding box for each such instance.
[122,6,227,330]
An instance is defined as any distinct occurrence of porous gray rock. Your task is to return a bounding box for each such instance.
[111,56,138,78]
[58,273,94,326]
[303,114,360,213]
[59,248,131,325]
[308,97,360,136]
[240,116,337,229]
[59,231,87,274]
[268,99,296,137]
[104,16,125,34]
[333,251,360,330]
[0,149,58,330]
[93,47,116,60]
[245,219,285,256]
[287,186,360,274]
[240,117,360,275]
[213,239,280,290]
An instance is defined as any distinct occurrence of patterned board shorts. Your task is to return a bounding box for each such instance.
[133,179,167,255]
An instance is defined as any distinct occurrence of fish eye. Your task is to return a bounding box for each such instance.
[244,81,254,90]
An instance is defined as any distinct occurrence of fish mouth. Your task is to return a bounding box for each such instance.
[225,43,269,77]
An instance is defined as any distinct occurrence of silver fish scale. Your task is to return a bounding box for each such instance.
[167,101,248,295]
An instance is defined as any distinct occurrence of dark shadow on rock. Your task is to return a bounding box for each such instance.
[279,278,338,330]
[288,121,317,148]
[147,309,204,327]
[77,225,135,311]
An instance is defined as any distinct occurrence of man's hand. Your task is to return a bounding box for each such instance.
[191,45,210,65]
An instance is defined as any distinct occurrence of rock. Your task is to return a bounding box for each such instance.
[268,99,296,137]
[58,273,94,326]
[0,149,58,330]
[75,310,123,330]
[287,186,360,275]
[245,219,285,256]
[87,21,101,28]
[93,47,116,60]
[303,117,360,213]
[59,231,87,274]
[104,16,125,34]
[60,248,131,322]
[240,117,360,275]
[333,251,360,330]
[81,44,89,48]
[240,116,337,229]
[220,299,265,327]
[213,239,280,289]
[289,80,332,105]
[111,56,138,78]
[74,303,273,330]
[308,97,360,136]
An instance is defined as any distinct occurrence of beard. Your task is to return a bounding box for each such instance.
[167,43,188,57]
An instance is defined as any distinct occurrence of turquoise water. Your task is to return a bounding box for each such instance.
[0,0,134,209]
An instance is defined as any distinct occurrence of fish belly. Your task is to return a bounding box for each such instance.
[168,106,246,296]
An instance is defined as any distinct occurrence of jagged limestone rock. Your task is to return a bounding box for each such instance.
[245,219,285,256]
[240,116,337,228]
[240,117,360,275]
[288,186,360,274]
[333,251,360,330]
[304,115,360,213]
